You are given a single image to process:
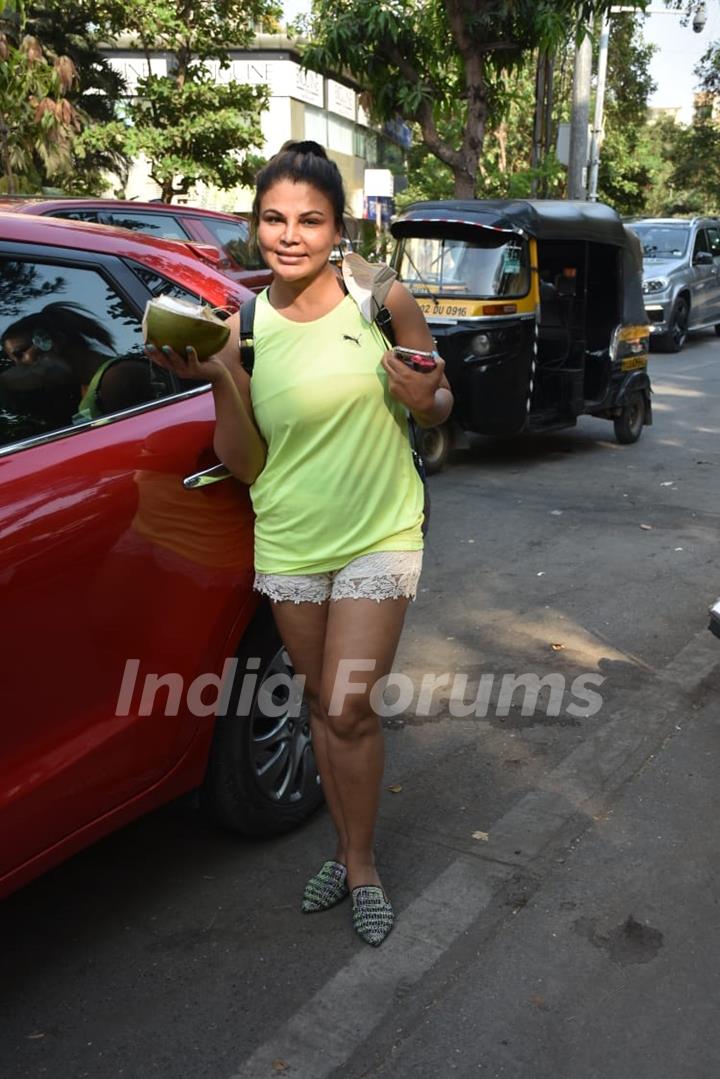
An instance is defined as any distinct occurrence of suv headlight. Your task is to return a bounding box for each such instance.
[643,277,668,295]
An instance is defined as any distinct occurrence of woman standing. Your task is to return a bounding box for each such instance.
[149,141,453,946]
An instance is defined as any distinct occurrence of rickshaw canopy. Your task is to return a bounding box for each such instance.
[391,199,628,246]
[391,199,647,325]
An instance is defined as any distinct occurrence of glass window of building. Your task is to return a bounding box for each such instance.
[328,115,354,156]
[304,105,328,145]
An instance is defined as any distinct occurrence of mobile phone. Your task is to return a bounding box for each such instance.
[393,346,438,373]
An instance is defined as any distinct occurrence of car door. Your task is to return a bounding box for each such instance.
[0,244,255,879]
[689,227,714,328]
[705,224,720,325]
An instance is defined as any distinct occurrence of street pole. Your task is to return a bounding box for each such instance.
[588,14,611,201]
[567,32,592,199]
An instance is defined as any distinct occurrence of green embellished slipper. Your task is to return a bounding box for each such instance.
[351,885,395,946]
[301,860,349,913]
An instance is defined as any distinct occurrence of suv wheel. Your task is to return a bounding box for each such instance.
[655,297,689,353]
[201,602,323,836]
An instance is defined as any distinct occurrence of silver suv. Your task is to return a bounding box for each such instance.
[628,218,720,352]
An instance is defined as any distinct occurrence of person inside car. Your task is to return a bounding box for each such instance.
[0,302,133,428]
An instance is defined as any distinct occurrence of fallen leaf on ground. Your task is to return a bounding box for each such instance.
[550,642,565,651]
[529,994,549,1010]
[272,1061,288,1073]
[387,784,403,793]
[472,830,489,841]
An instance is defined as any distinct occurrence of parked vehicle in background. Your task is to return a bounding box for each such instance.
[0,212,319,899]
[0,197,273,293]
[391,199,652,473]
[627,217,720,352]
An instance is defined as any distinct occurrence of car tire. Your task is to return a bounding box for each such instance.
[714,323,720,337]
[614,391,646,445]
[200,601,323,837]
[417,421,452,475]
[654,297,689,353]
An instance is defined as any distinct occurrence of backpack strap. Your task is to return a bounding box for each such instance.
[374,304,395,348]
[239,294,258,375]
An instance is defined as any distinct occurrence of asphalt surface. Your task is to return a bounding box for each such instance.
[1,331,719,1079]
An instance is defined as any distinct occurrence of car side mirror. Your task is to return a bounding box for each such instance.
[693,250,713,266]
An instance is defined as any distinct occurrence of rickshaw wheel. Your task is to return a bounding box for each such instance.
[418,422,452,474]
[614,392,645,445]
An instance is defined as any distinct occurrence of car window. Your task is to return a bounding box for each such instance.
[103,211,190,241]
[632,225,689,260]
[198,217,266,270]
[129,263,201,303]
[52,210,101,223]
[693,229,710,257]
[0,257,174,450]
[706,227,720,258]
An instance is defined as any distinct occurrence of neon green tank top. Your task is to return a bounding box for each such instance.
[249,290,424,575]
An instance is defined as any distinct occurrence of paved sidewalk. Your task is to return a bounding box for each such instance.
[357,661,720,1079]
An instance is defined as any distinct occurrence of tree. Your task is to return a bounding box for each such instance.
[86,0,281,202]
[595,12,657,215]
[301,0,648,198]
[24,1,130,193]
[0,1,82,193]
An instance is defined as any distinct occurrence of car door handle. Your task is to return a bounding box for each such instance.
[183,463,232,488]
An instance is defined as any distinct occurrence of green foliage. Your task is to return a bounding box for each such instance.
[663,119,720,214]
[80,0,281,201]
[595,13,658,215]
[695,37,720,98]
[302,0,648,197]
[24,2,129,193]
[0,2,81,193]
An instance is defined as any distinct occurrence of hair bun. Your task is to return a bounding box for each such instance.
[279,140,329,160]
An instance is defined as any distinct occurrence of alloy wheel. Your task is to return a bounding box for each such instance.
[250,649,317,804]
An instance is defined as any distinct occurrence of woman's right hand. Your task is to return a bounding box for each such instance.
[145,343,228,386]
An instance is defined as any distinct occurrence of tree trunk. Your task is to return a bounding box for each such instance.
[161,179,174,202]
[453,169,476,198]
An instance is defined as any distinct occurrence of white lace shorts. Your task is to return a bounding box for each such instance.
[254,550,423,604]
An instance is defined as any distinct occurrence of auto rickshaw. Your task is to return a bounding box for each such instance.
[390,199,652,472]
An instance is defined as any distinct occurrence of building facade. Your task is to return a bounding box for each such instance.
[104,34,410,217]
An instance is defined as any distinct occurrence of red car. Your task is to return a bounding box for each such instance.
[0,213,319,899]
[0,197,273,293]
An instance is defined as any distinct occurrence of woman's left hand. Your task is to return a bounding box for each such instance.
[381,349,445,414]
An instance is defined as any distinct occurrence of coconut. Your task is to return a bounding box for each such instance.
[142,296,230,360]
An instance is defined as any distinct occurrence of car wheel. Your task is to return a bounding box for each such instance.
[201,602,323,837]
[614,391,646,444]
[715,323,720,338]
[655,297,689,353]
[417,421,452,475]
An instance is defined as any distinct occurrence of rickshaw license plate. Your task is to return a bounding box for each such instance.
[417,301,471,318]
[620,355,647,371]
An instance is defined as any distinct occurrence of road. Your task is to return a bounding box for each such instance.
[2,332,719,1079]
